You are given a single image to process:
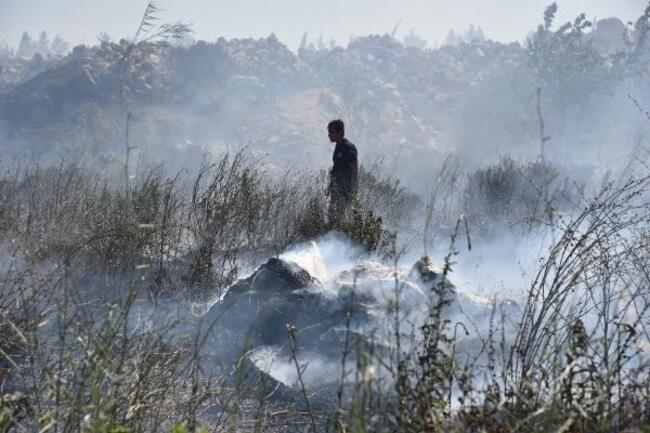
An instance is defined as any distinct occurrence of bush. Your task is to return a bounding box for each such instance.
[463,156,564,235]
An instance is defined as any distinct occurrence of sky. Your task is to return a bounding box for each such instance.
[0,0,647,51]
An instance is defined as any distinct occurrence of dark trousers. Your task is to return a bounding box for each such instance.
[328,189,353,229]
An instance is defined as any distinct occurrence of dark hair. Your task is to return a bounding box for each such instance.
[328,119,345,135]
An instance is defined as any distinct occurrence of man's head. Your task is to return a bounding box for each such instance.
[327,119,345,144]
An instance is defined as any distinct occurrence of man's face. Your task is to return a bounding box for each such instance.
[328,127,343,143]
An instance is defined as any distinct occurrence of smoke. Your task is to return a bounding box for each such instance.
[249,346,341,388]
[248,232,522,387]
[278,233,358,283]
[445,227,553,301]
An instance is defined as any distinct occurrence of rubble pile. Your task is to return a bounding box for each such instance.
[0,18,643,180]
[0,53,62,93]
[1,40,175,124]
[306,35,528,163]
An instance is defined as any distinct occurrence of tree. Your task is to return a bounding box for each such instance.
[445,24,486,46]
[316,34,327,51]
[50,35,69,55]
[445,29,462,46]
[526,3,609,109]
[629,3,650,69]
[464,24,485,42]
[0,40,13,59]
[97,31,112,44]
[299,32,308,51]
[37,31,50,54]
[404,29,427,49]
[18,31,35,58]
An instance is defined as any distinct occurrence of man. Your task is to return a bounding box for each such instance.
[326,119,358,228]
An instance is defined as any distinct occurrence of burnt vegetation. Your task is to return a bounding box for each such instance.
[3,2,650,433]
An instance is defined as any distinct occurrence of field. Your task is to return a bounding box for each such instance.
[3,2,650,432]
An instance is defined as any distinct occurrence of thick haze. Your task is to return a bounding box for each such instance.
[0,0,645,49]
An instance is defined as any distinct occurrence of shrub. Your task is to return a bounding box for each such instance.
[463,156,563,235]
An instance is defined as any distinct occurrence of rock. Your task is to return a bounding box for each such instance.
[197,250,522,398]
[205,258,330,349]
[227,257,318,297]
[409,255,452,291]
[409,255,518,326]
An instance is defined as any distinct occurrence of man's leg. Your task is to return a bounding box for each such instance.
[328,189,347,229]
[327,196,340,229]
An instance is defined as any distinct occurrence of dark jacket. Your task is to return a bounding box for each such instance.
[329,138,358,202]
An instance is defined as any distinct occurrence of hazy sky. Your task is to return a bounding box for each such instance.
[0,0,646,50]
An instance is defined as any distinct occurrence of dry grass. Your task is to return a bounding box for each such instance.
[3,155,650,432]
